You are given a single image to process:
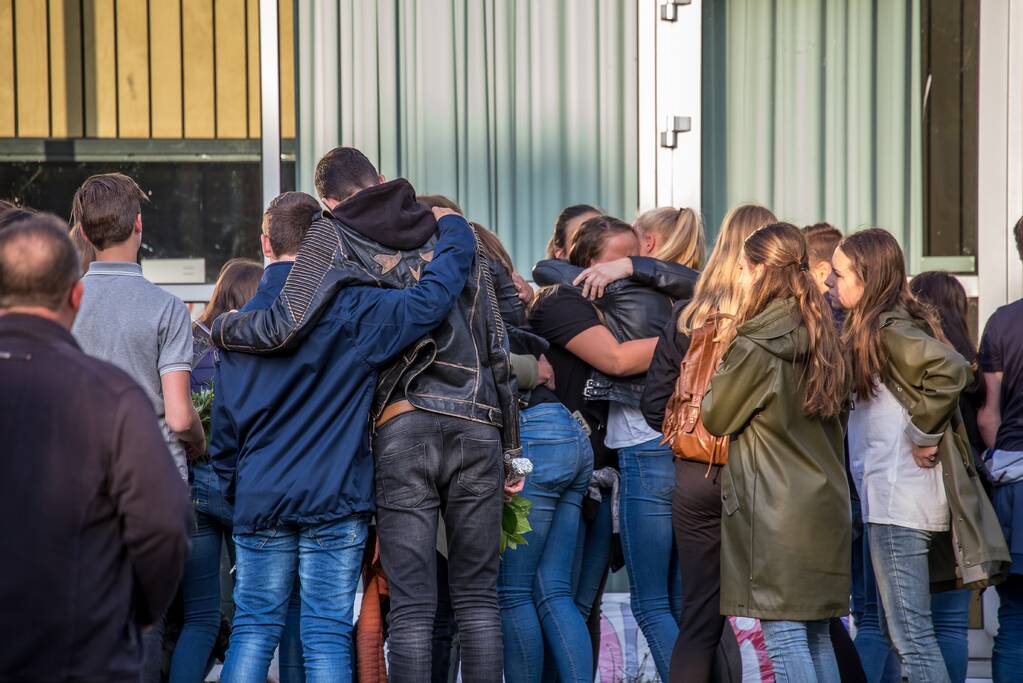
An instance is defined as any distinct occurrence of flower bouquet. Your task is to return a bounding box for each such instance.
[501,456,534,552]
[190,384,214,461]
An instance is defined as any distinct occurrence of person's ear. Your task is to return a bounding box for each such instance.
[260,234,275,261]
[134,213,143,234]
[69,280,84,314]
[379,174,386,183]
[642,230,657,256]
[814,261,831,289]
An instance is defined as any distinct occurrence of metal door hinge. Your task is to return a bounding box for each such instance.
[660,0,692,22]
[659,116,692,148]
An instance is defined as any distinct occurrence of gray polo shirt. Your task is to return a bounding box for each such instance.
[72,261,192,478]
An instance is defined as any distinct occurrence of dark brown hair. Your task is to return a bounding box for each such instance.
[568,216,637,267]
[803,223,843,267]
[838,228,945,399]
[1015,214,1023,263]
[909,271,974,362]
[741,222,845,418]
[0,207,36,232]
[418,194,463,213]
[547,204,602,259]
[263,192,321,257]
[0,213,80,310]
[197,258,264,328]
[314,147,379,202]
[68,224,96,274]
[70,173,147,250]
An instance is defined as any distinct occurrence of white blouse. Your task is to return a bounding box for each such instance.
[848,383,950,532]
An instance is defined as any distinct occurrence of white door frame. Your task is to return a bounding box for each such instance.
[638,0,703,214]
[976,0,1022,327]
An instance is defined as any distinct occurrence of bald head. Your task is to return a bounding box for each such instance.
[0,214,81,313]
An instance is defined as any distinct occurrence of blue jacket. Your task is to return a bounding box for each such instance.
[209,215,476,533]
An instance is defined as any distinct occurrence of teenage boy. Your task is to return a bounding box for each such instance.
[213,149,519,682]
[71,173,205,478]
[979,215,1023,682]
[212,192,477,682]
[70,174,204,681]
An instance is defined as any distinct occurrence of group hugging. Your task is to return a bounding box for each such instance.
[2,143,1021,683]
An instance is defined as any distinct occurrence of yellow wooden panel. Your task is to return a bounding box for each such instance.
[246,0,260,137]
[115,0,149,137]
[49,0,84,137]
[182,0,214,137]
[15,0,50,136]
[149,0,182,138]
[278,0,294,138]
[0,0,14,137]
[83,0,117,137]
[214,0,246,138]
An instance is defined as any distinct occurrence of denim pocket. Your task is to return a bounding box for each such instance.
[376,443,429,508]
[635,448,674,499]
[457,436,501,496]
[524,438,579,493]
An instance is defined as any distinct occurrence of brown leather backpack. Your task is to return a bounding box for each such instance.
[661,318,730,467]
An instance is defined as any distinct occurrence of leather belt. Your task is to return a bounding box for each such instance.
[375,399,417,429]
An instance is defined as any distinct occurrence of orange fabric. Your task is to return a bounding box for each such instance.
[356,538,389,683]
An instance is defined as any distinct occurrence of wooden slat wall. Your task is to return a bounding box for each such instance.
[0,0,295,139]
[0,1,15,137]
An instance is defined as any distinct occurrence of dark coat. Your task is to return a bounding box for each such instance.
[210,216,476,533]
[703,298,851,620]
[0,314,191,683]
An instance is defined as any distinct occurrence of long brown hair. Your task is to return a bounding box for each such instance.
[634,206,705,269]
[197,258,264,328]
[838,229,945,399]
[679,203,777,336]
[740,222,845,418]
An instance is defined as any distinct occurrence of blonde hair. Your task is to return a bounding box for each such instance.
[634,207,705,270]
[679,203,777,336]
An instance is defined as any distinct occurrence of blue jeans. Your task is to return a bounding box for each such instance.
[760,620,840,683]
[856,524,969,682]
[618,438,681,681]
[499,404,594,683]
[572,492,612,621]
[170,460,235,683]
[868,523,951,683]
[221,515,369,683]
[994,574,1023,682]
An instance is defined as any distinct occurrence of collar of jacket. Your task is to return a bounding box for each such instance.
[737,297,800,341]
[0,313,79,351]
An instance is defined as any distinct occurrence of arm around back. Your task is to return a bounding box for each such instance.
[354,214,476,368]
[110,386,192,626]
[564,325,657,377]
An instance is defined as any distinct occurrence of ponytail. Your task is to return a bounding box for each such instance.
[740,222,846,419]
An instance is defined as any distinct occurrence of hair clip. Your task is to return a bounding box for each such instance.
[799,259,810,272]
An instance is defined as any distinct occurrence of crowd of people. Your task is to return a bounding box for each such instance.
[0,144,1022,683]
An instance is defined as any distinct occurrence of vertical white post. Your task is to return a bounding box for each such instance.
[977,0,1023,328]
[259,0,281,211]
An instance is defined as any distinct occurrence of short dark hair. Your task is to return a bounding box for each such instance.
[70,173,148,250]
[314,147,380,202]
[0,207,37,232]
[1015,215,1023,263]
[262,192,321,257]
[0,213,80,310]
[803,223,843,267]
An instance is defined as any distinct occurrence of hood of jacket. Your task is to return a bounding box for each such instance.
[329,178,436,250]
[736,297,807,362]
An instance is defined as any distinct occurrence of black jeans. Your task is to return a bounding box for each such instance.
[670,458,741,682]
[374,411,504,683]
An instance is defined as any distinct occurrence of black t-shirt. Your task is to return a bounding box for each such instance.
[980,299,1023,451]
[528,286,616,470]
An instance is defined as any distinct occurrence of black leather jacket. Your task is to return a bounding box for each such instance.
[532,257,697,406]
[211,179,520,456]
